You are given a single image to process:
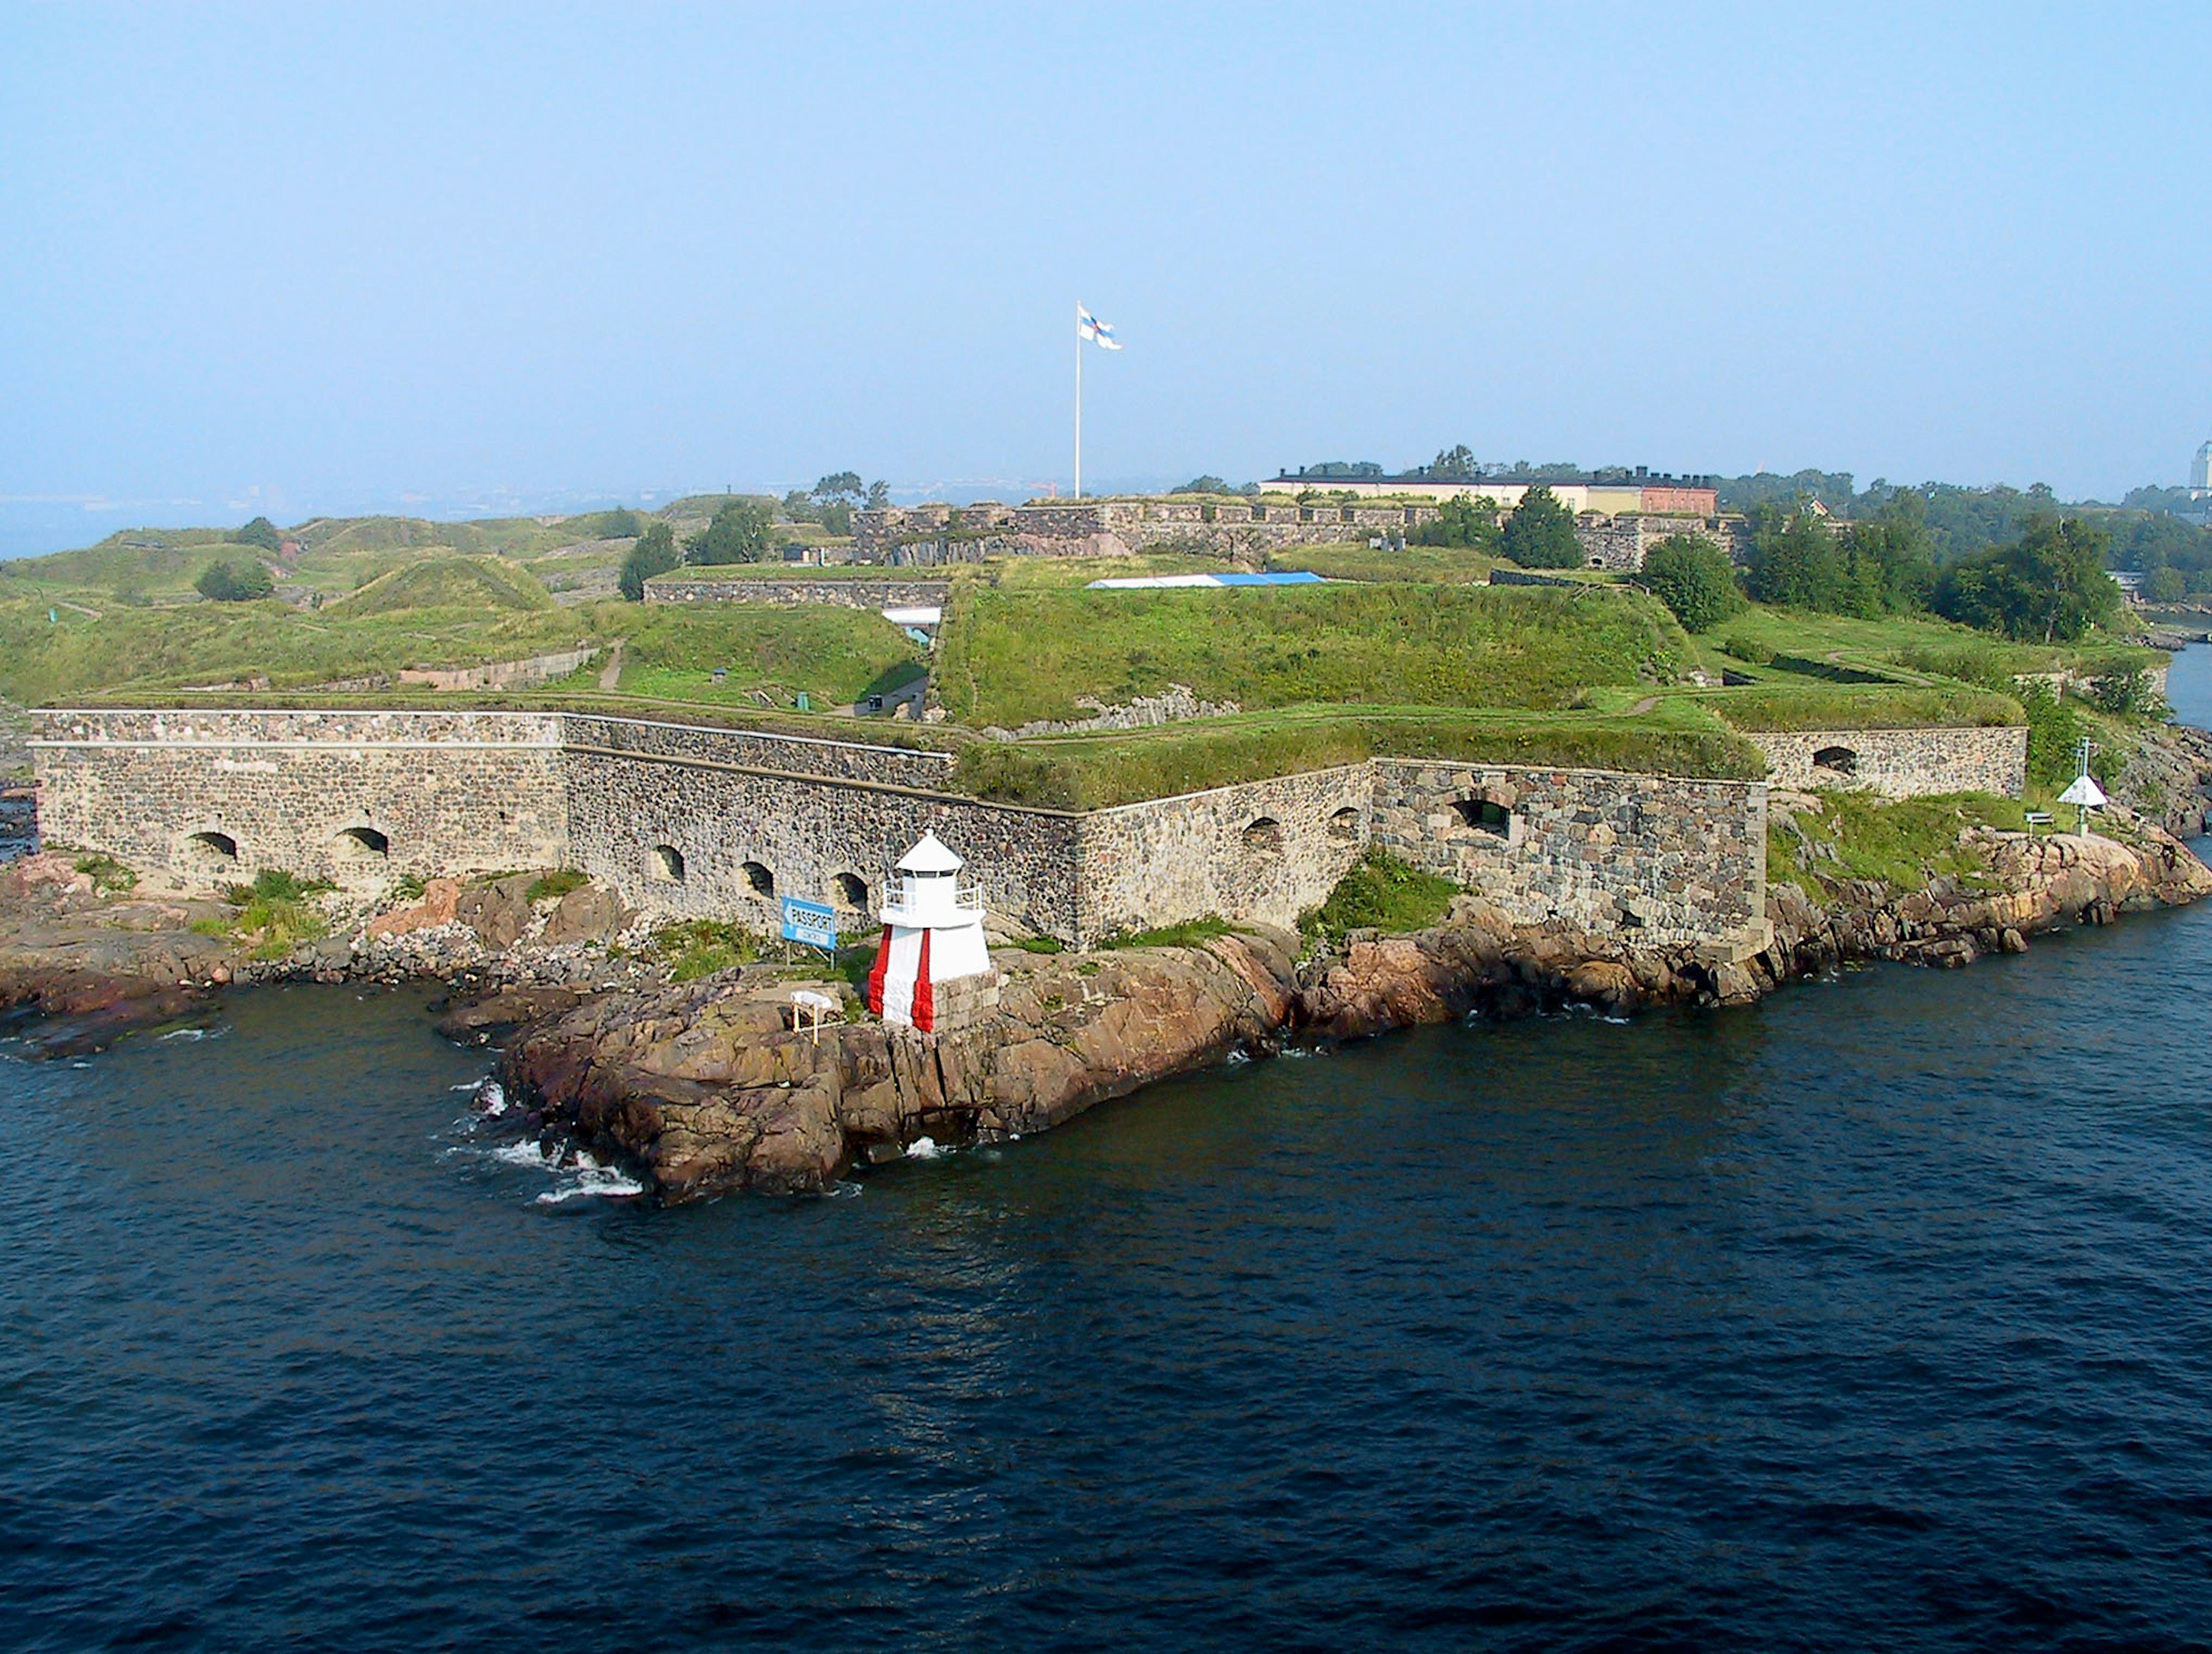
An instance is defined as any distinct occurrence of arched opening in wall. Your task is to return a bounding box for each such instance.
[1451,798,1513,837]
[1241,816,1284,853]
[335,826,389,860]
[1327,807,1361,843]
[1813,745,1859,776]
[831,872,869,911]
[742,861,774,898]
[187,830,238,866]
[650,844,685,883]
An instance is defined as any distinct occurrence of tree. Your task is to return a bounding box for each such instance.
[601,507,643,538]
[684,497,774,566]
[1639,535,1745,632]
[1412,492,1500,550]
[1418,444,1479,480]
[813,471,865,506]
[619,521,680,600]
[195,559,274,601]
[1175,475,1233,495]
[865,480,889,508]
[2146,566,2189,604]
[237,516,283,553]
[1934,516,2121,642]
[1498,485,1582,568]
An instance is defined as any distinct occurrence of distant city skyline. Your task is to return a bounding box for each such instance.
[3,4,2208,557]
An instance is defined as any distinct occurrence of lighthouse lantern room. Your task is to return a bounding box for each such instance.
[865,831,994,1032]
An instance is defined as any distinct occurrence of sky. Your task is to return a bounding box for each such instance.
[2,2,2209,551]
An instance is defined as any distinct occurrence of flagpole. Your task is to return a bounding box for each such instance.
[1073,300,1083,501]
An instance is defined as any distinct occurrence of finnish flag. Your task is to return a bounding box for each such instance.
[1077,304,1122,350]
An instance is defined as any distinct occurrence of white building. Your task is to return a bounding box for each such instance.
[2191,438,2211,499]
[865,832,994,1032]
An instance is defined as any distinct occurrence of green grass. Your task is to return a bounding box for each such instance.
[71,853,138,894]
[935,582,1690,729]
[525,869,589,902]
[953,702,1767,809]
[647,918,763,982]
[612,605,926,709]
[1266,543,1505,584]
[329,557,554,616]
[1768,791,2028,898]
[1095,915,1233,950]
[1299,850,1458,948]
[1691,604,2162,685]
[190,869,340,960]
[1703,682,2024,731]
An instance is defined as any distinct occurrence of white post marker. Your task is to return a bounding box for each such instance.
[2056,737,2107,835]
[1074,302,1120,499]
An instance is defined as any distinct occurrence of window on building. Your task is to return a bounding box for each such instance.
[650,844,685,883]
[336,826,389,859]
[1451,798,1513,837]
[742,861,774,898]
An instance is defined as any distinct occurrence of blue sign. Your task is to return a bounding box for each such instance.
[781,897,839,951]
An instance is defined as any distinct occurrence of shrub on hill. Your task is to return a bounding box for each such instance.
[237,516,284,553]
[1412,493,1501,550]
[1499,485,1582,568]
[1933,517,2121,644]
[1639,536,1744,633]
[195,559,274,602]
[684,498,775,565]
[620,523,680,601]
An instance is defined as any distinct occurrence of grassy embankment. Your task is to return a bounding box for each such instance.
[0,554,925,713]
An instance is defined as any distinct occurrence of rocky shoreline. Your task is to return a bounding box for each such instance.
[7,798,2211,1195]
[488,814,2212,1202]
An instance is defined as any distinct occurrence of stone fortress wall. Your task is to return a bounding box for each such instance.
[31,710,571,887]
[1744,726,2029,799]
[644,576,953,611]
[844,499,1737,572]
[34,710,1794,951]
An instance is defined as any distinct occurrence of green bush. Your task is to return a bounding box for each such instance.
[2087,667,2166,718]
[619,522,680,601]
[1719,634,1775,665]
[195,559,275,602]
[525,869,590,902]
[71,853,137,894]
[1499,485,1582,568]
[1639,536,1745,633]
[1299,850,1457,949]
[1096,916,1232,950]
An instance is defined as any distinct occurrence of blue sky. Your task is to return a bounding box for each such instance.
[2,2,2207,548]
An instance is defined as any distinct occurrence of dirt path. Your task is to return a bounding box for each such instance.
[597,641,624,690]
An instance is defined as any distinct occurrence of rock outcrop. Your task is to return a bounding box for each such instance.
[502,932,1298,1199]
[494,822,2212,1205]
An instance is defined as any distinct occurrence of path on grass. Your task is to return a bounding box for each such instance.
[597,641,624,690]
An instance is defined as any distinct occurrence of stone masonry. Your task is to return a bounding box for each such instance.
[1745,727,2028,798]
[39,709,1800,949]
[644,576,952,610]
[1370,761,1768,946]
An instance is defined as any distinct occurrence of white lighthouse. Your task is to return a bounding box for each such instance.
[865,832,995,1032]
[2192,438,2211,500]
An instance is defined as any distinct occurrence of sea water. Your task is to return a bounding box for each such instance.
[3,653,2212,1649]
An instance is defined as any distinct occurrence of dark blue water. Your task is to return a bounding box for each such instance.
[4,652,2212,1651]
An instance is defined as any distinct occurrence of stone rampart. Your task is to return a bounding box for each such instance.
[1077,767,1374,937]
[31,709,568,885]
[1370,761,1769,947]
[33,710,1788,951]
[1746,727,2028,798]
[645,576,950,610]
[1574,514,1731,573]
[558,713,955,788]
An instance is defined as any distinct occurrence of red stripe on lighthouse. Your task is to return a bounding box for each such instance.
[866,925,894,1016]
[912,928,934,1032]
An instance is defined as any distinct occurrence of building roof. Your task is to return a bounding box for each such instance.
[896,830,963,873]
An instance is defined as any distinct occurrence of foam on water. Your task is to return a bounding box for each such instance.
[534,1165,647,1205]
